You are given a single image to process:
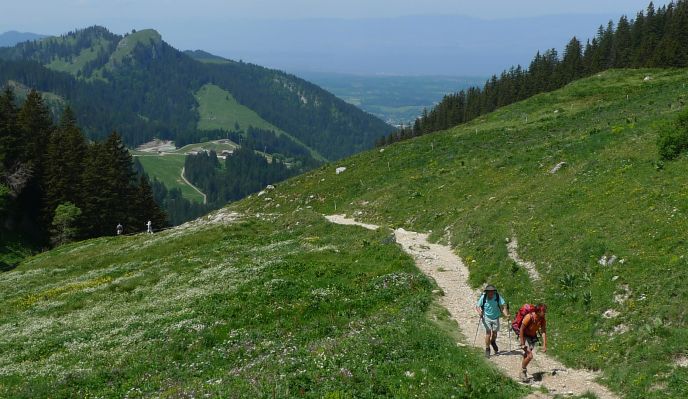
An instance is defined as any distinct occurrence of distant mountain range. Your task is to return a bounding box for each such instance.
[0,30,47,47]
[0,26,393,161]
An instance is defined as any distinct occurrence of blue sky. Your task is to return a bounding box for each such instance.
[2,0,670,33]
[1,1,673,75]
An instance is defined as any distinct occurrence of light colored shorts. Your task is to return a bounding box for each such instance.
[481,317,500,333]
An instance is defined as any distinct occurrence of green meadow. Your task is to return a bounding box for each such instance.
[3,68,688,398]
[241,68,688,398]
[195,84,283,133]
[135,154,204,203]
[0,211,524,398]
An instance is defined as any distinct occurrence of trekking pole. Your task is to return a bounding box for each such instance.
[473,315,483,346]
[506,302,511,351]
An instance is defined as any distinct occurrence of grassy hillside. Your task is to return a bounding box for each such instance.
[239,68,688,398]
[195,84,283,133]
[3,68,686,398]
[107,29,162,67]
[135,154,204,203]
[45,36,111,77]
[195,84,326,161]
[0,211,524,398]
[6,80,65,113]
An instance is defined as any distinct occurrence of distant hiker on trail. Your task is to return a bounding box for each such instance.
[519,303,547,382]
[475,284,509,358]
[116,223,123,235]
[146,220,153,234]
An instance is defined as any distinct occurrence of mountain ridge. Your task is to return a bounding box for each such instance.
[0,26,394,161]
[0,30,47,47]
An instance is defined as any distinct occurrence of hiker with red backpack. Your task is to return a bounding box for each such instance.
[513,303,548,381]
[474,284,510,358]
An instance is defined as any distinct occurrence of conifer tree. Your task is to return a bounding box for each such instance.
[559,37,584,83]
[639,2,659,66]
[44,107,87,221]
[14,90,54,241]
[16,90,52,166]
[134,175,169,232]
[80,142,111,236]
[104,131,140,230]
[0,87,19,170]
[612,15,633,67]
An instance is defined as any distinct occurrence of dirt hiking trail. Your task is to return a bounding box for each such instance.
[181,167,207,205]
[325,214,619,399]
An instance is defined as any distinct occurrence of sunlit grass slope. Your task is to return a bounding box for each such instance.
[243,68,688,398]
[46,36,111,77]
[4,68,687,399]
[0,211,524,398]
[195,84,326,161]
[195,84,283,133]
[135,154,204,203]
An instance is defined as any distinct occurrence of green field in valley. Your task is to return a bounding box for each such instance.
[300,72,486,126]
[135,154,204,203]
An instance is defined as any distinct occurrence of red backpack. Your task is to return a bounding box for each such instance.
[511,304,536,335]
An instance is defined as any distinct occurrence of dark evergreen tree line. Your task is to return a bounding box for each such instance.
[381,1,688,145]
[184,147,297,206]
[0,87,167,254]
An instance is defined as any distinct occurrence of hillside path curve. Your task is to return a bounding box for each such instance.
[180,167,207,205]
[325,214,619,399]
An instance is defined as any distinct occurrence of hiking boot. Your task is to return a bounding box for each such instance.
[520,369,528,382]
[485,348,490,358]
[491,341,499,354]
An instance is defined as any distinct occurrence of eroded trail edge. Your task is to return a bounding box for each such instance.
[325,214,619,399]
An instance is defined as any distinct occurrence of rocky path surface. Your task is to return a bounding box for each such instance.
[325,214,619,399]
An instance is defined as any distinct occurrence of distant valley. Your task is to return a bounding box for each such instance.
[299,72,486,126]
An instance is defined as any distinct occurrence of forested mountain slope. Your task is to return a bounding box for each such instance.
[0,26,393,160]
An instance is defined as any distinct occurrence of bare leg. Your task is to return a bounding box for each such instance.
[522,348,533,369]
[491,331,498,350]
